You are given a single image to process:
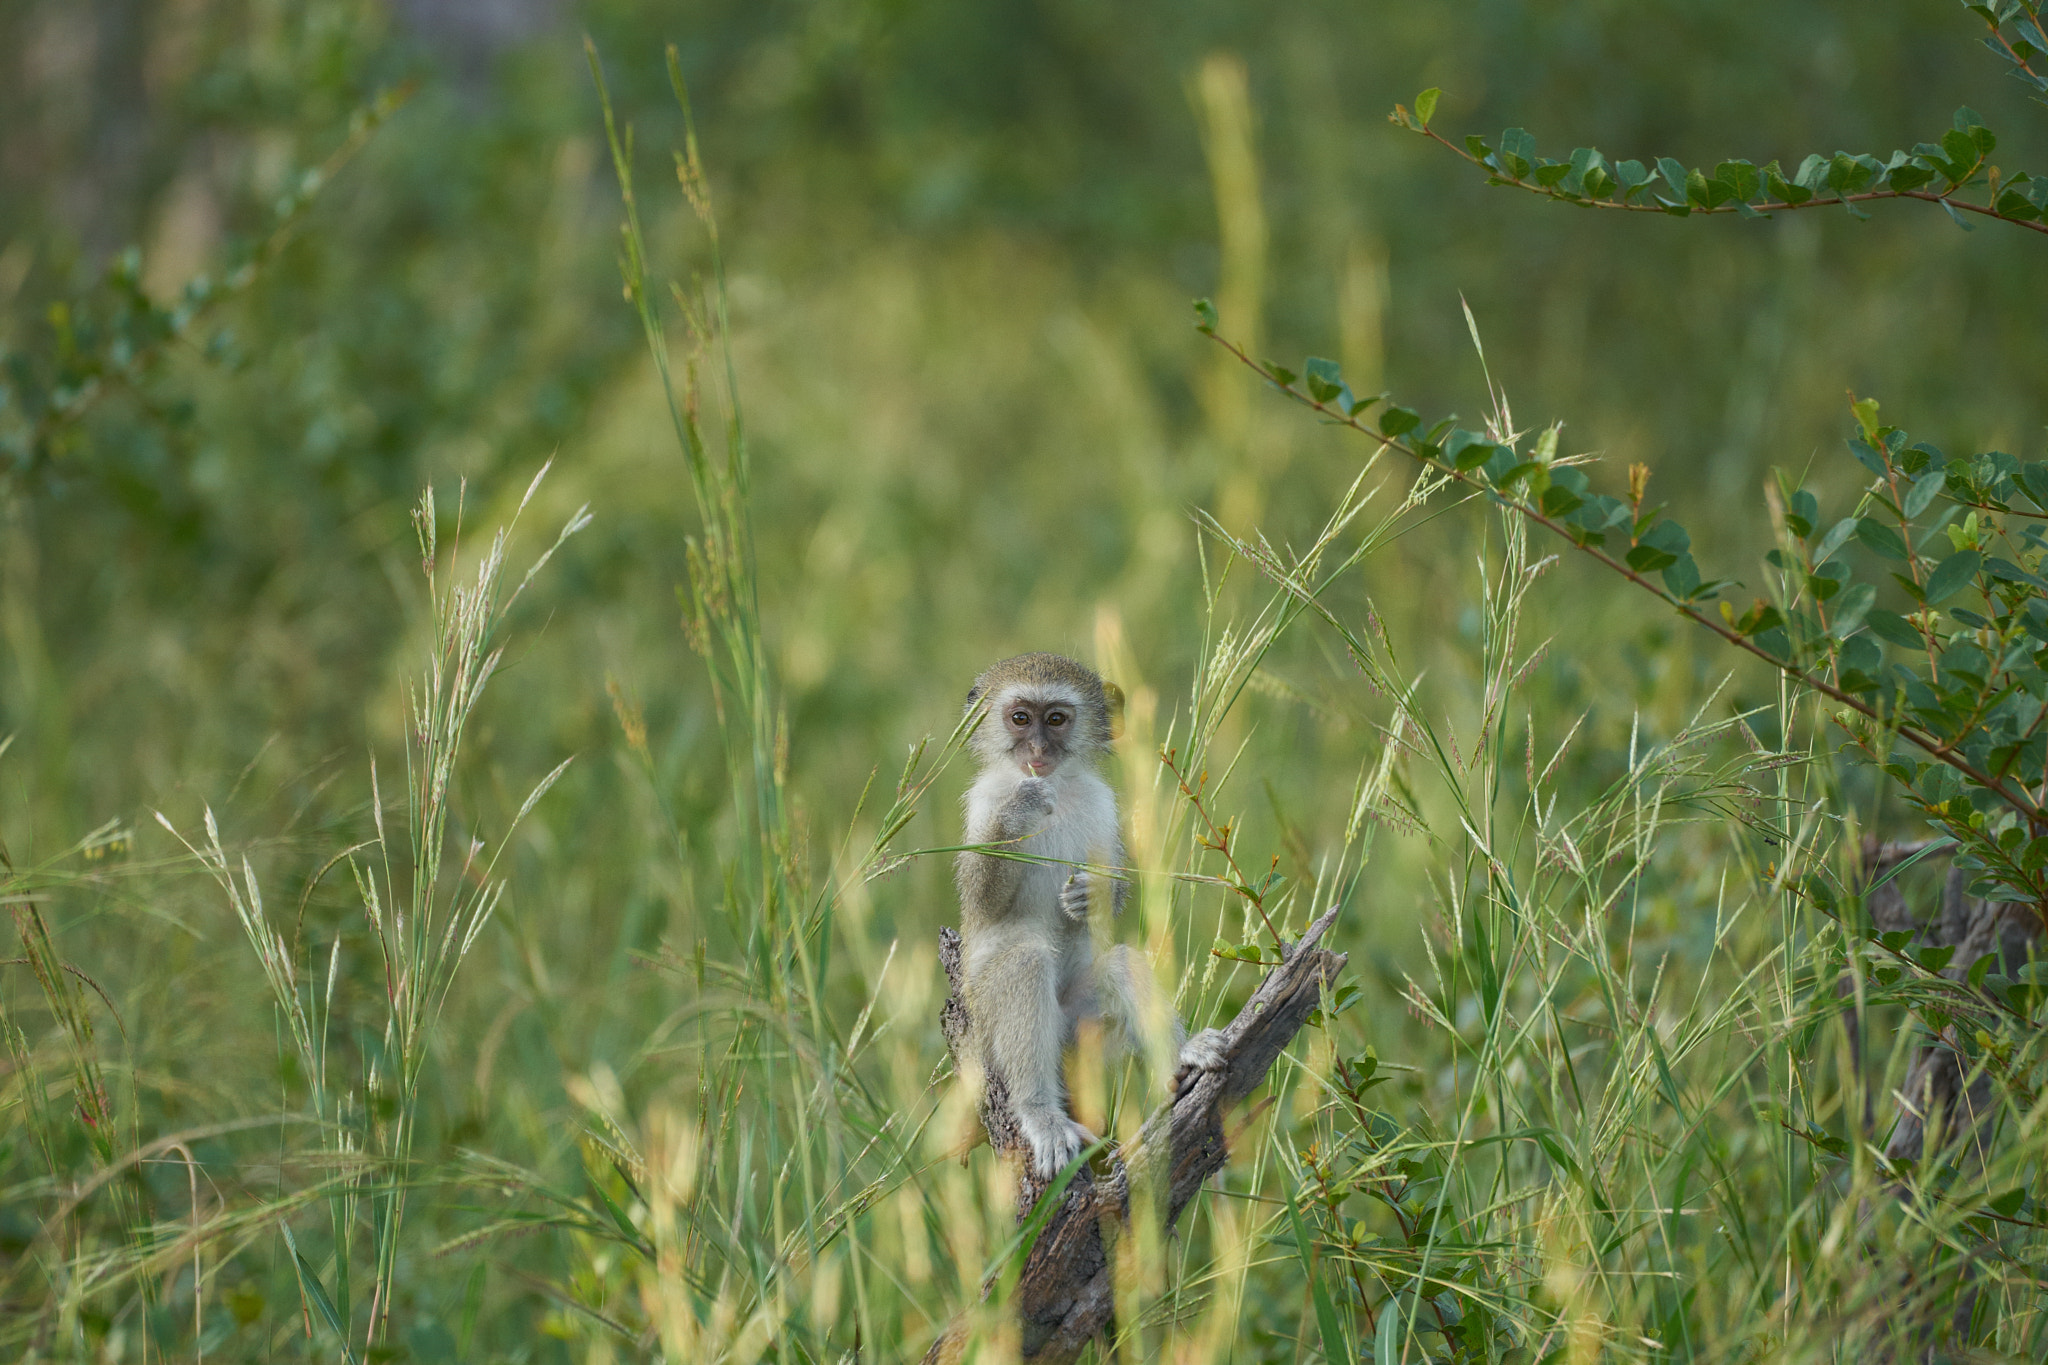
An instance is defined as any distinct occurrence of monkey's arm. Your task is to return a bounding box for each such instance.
[956,778,1056,922]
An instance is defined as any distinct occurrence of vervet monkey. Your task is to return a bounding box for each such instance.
[955,652,1227,1178]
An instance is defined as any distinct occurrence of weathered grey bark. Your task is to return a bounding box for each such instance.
[923,906,1347,1364]
[1859,839,2043,1355]
[1860,839,2038,1169]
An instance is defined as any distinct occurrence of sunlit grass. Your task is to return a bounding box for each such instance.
[4,31,2048,1365]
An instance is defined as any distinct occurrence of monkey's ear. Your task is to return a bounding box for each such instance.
[1102,682,1126,740]
[964,683,985,711]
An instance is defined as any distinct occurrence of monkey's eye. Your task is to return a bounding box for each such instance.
[1046,710,1068,727]
[1010,709,1031,727]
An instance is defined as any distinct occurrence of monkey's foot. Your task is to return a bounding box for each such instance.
[1171,1028,1229,1095]
[1059,871,1092,922]
[1018,1108,1097,1179]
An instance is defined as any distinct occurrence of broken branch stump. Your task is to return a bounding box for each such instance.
[924,906,1346,1363]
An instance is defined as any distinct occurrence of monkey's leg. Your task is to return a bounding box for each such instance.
[1092,945,1227,1094]
[972,939,1094,1178]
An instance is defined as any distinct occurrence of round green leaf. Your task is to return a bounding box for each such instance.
[1865,608,1922,648]
[1924,550,1982,605]
[1854,517,1910,561]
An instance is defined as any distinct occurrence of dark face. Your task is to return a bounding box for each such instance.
[999,694,1078,776]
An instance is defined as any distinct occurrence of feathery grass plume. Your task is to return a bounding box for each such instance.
[0,812,157,1345]
[158,464,587,1353]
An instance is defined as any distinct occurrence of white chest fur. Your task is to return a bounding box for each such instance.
[965,764,1119,925]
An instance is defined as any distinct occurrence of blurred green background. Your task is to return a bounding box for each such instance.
[4,0,2046,1356]
[6,0,2044,825]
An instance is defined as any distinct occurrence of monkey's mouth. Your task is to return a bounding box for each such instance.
[1023,759,1053,775]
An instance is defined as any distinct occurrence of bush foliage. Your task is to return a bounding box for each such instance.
[4,1,2048,1361]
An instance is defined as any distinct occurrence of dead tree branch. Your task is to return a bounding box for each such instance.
[924,905,1347,1363]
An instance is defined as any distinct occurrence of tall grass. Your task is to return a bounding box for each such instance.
[6,36,2048,1365]
[155,467,589,1359]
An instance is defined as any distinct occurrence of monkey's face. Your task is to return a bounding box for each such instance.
[991,690,1082,777]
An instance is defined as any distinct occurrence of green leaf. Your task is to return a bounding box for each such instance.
[587,1168,646,1248]
[1266,362,1297,387]
[1846,437,1889,478]
[1915,944,1957,972]
[1831,582,1876,638]
[2016,461,2048,509]
[1942,127,1981,177]
[1785,487,1818,537]
[1494,459,1545,490]
[1766,159,1815,205]
[1627,519,1691,575]
[1714,159,1760,202]
[1827,152,1881,195]
[1995,184,2044,221]
[1614,159,1653,200]
[1562,146,1605,195]
[1193,298,1218,333]
[1626,542,1679,573]
[1939,639,1990,684]
[1284,1185,1351,1363]
[1904,468,1946,518]
[1814,517,1859,564]
[1375,1294,1403,1365]
[1500,127,1537,179]
[1854,517,1910,561]
[1955,106,1995,153]
[1886,157,1936,193]
[1924,550,1982,604]
[1969,952,1998,991]
[1304,356,1345,404]
[1379,406,1420,439]
[1415,87,1441,127]
[1445,429,1499,471]
[1866,609,1922,648]
[280,1223,362,1365]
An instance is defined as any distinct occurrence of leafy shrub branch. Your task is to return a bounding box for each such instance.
[1197,306,2048,920]
[0,84,412,489]
[1388,2,2048,236]
[1187,6,2048,952]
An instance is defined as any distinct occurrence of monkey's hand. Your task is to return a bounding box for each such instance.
[1171,1028,1229,1096]
[1018,1107,1097,1179]
[1005,776,1057,822]
[1059,871,1093,922]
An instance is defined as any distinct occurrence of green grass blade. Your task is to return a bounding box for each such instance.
[280,1220,361,1365]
